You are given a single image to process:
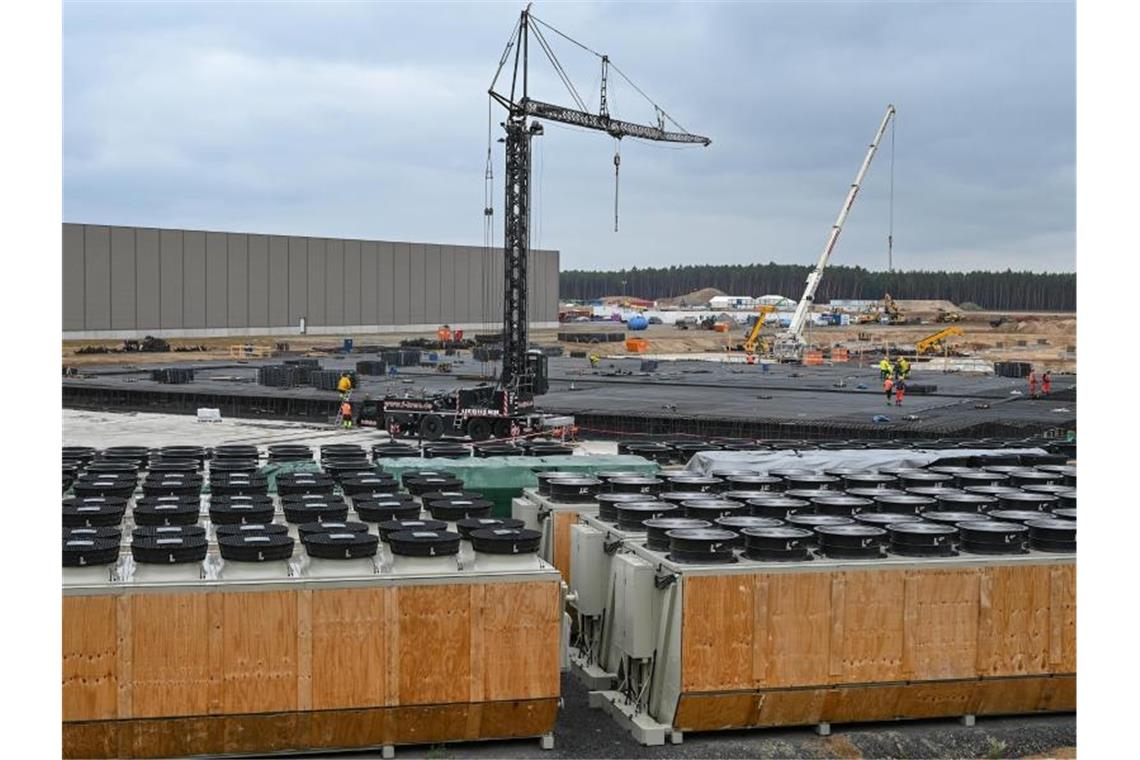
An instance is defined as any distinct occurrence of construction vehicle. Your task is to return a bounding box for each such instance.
[882,292,907,325]
[772,105,896,361]
[935,309,962,323]
[368,7,709,441]
[916,325,964,356]
[732,304,778,355]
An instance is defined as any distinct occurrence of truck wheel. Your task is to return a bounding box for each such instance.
[493,420,513,439]
[419,415,445,441]
[467,418,492,442]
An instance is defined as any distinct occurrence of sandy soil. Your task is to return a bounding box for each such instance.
[61,308,1076,372]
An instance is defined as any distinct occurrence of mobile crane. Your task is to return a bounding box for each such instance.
[731,304,778,356]
[771,105,896,361]
[373,7,710,441]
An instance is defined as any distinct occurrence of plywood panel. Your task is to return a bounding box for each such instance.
[682,575,754,692]
[762,573,832,688]
[830,570,905,684]
[61,720,118,759]
[674,692,763,731]
[822,683,902,723]
[83,225,111,329]
[135,228,160,329]
[1040,674,1077,712]
[903,568,980,680]
[159,229,183,329]
[63,595,119,721]
[62,223,86,330]
[110,226,136,329]
[755,688,828,727]
[130,594,211,718]
[551,511,577,583]
[221,591,299,714]
[311,587,390,710]
[1050,564,1076,672]
[396,584,471,704]
[977,565,1051,676]
[970,676,1047,715]
[480,581,560,701]
[893,679,974,718]
[344,239,362,325]
[205,232,228,328]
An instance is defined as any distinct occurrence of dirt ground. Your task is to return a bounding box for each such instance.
[61,305,1076,372]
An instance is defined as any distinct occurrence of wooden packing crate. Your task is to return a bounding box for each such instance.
[670,560,1075,731]
[62,578,561,758]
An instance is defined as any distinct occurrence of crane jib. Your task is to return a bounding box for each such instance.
[522,99,711,145]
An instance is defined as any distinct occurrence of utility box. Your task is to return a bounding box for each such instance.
[616,553,656,660]
[570,524,605,615]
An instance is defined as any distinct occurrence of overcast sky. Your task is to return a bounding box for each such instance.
[64,1,1075,273]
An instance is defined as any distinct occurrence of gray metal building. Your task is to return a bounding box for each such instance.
[62,223,560,339]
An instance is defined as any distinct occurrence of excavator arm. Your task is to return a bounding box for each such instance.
[742,305,777,354]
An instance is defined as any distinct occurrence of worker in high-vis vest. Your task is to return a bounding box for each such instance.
[340,400,353,428]
[879,358,892,381]
[337,373,353,394]
[897,357,910,380]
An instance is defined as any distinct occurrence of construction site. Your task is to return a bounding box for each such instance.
[61,5,1076,760]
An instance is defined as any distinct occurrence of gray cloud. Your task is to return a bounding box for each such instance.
[64,0,1075,273]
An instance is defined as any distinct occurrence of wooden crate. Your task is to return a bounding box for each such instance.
[62,578,561,758]
[673,560,1075,731]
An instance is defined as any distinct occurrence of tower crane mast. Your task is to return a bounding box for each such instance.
[772,104,896,362]
[489,6,710,394]
[373,7,709,443]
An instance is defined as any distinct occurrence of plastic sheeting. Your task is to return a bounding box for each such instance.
[684,448,1049,475]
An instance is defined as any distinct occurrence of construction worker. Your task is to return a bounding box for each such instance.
[1041,370,1052,396]
[883,376,894,406]
[897,356,910,380]
[588,353,601,369]
[878,357,891,381]
[340,400,353,429]
[337,372,353,395]
[894,379,906,407]
[1028,370,1038,398]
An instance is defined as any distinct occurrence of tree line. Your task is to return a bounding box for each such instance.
[559,263,1076,311]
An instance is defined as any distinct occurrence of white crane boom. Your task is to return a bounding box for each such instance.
[773,104,896,361]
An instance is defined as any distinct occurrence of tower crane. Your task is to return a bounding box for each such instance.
[374,6,710,442]
[489,6,710,395]
[771,104,896,362]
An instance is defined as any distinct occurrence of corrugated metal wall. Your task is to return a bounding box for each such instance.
[62,224,560,337]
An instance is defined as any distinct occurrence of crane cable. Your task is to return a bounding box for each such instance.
[613,138,621,232]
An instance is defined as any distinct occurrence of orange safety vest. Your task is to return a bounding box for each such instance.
[340,402,352,416]
[884,378,894,392]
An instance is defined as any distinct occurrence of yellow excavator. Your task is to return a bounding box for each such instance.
[916,325,964,355]
[736,304,778,356]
